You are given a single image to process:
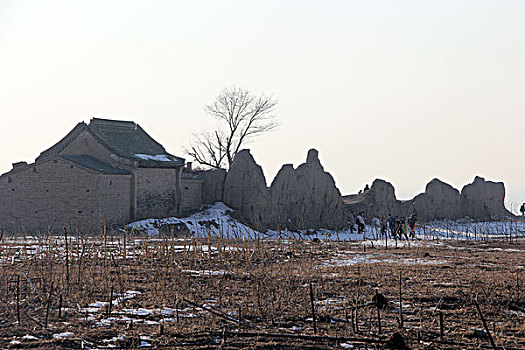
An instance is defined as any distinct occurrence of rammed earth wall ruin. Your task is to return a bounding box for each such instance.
[201,150,513,229]
[202,149,348,231]
[343,176,512,222]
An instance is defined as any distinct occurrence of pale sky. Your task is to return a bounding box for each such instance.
[1,1,524,213]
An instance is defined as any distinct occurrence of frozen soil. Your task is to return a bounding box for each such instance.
[0,234,523,349]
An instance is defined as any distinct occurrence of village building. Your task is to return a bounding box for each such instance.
[0,118,202,233]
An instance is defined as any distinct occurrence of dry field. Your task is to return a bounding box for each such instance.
[0,231,524,349]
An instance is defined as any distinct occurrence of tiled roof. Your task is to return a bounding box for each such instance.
[89,118,185,166]
[36,118,185,167]
[60,154,131,175]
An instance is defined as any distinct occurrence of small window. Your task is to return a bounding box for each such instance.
[46,189,49,193]
[109,180,112,185]
[77,210,82,214]
[184,186,189,190]
[70,166,74,169]
[11,188,15,192]
[86,189,90,192]
[7,176,12,183]
[53,160,58,163]
[35,211,38,214]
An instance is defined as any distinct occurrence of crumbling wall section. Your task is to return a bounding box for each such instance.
[199,168,227,204]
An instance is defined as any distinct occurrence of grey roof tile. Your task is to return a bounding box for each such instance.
[60,154,131,175]
[89,118,185,166]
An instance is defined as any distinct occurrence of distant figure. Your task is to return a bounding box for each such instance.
[380,216,387,238]
[387,214,395,238]
[364,184,370,192]
[408,214,417,238]
[520,203,525,217]
[348,211,356,233]
[400,218,409,240]
[393,216,400,239]
[357,212,365,234]
[358,190,362,194]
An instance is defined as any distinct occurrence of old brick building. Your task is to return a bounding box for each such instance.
[0,118,202,233]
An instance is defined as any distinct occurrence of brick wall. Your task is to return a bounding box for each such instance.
[180,178,202,214]
[134,168,179,219]
[0,158,131,233]
[198,168,226,204]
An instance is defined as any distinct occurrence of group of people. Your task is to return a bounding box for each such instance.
[348,211,366,234]
[348,211,418,240]
[382,214,417,240]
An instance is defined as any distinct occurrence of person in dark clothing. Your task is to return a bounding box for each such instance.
[408,214,417,238]
[387,214,395,238]
[348,211,356,233]
[393,216,400,239]
[364,184,370,192]
[400,217,409,240]
[520,203,525,217]
[380,216,387,238]
[357,212,365,234]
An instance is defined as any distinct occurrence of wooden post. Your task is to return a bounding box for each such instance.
[399,271,403,329]
[355,277,361,334]
[474,296,497,350]
[238,305,242,335]
[64,228,70,291]
[385,226,388,250]
[176,300,180,323]
[159,319,165,335]
[58,294,63,319]
[309,282,317,334]
[108,285,114,316]
[376,290,381,335]
[16,276,21,325]
[439,310,444,340]
[351,308,356,333]
[45,282,53,328]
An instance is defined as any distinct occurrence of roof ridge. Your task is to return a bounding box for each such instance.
[90,117,136,127]
[36,122,88,162]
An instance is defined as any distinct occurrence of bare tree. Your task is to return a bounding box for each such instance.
[186,87,278,169]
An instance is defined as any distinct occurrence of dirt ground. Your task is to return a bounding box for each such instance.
[0,234,523,349]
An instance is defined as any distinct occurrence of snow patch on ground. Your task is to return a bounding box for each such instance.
[322,253,448,267]
[127,203,525,243]
[127,202,262,238]
[53,332,74,339]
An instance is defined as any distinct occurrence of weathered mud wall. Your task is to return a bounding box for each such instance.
[344,176,512,222]
[219,149,347,230]
[461,176,509,219]
[198,168,226,204]
[223,150,270,229]
[268,149,346,230]
[200,151,512,228]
